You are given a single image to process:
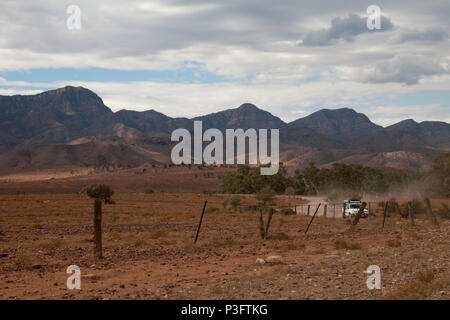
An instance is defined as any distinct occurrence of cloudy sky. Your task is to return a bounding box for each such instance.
[0,0,449,126]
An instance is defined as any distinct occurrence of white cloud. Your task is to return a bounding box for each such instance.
[0,0,449,125]
[357,54,449,85]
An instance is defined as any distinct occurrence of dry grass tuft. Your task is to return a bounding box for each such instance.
[416,269,435,283]
[267,232,292,240]
[271,241,305,251]
[35,238,63,249]
[148,229,166,239]
[383,270,447,300]
[15,247,34,269]
[106,230,121,241]
[334,239,361,250]
[386,239,402,247]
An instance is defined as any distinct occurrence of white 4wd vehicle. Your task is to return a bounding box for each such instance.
[343,199,369,217]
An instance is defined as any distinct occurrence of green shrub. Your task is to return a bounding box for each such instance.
[205,207,219,214]
[437,204,450,220]
[229,196,241,211]
[279,208,295,215]
[222,199,229,210]
[416,270,435,283]
[80,184,114,202]
[256,186,276,206]
[411,198,425,214]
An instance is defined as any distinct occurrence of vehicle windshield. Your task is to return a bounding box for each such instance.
[350,204,360,209]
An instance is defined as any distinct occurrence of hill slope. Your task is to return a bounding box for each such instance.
[1,87,449,172]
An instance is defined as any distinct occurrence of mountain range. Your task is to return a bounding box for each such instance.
[0,86,449,173]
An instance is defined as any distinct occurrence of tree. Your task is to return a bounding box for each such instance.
[80,184,114,259]
[220,164,289,194]
[431,152,450,197]
[256,186,276,207]
[80,184,114,203]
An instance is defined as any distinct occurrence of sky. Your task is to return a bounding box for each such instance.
[0,0,449,126]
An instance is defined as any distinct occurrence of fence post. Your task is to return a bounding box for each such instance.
[307,205,310,216]
[93,199,103,259]
[304,203,321,234]
[349,202,367,230]
[324,205,327,217]
[194,200,208,243]
[259,209,266,239]
[382,201,388,229]
[408,201,415,226]
[424,198,439,226]
[265,208,274,238]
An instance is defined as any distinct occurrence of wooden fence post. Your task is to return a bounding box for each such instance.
[349,202,367,230]
[265,208,274,238]
[307,205,310,216]
[382,201,388,229]
[342,202,346,219]
[424,197,439,226]
[304,203,321,234]
[324,205,327,217]
[259,209,266,239]
[194,200,208,243]
[408,201,415,226]
[93,199,103,259]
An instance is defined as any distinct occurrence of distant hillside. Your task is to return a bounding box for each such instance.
[115,109,191,135]
[0,86,449,172]
[0,86,136,153]
[0,137,170,174]
[286,108,383,142]
[194,103,285,131]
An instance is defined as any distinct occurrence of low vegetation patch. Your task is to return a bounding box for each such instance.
[205,207,219,214]
[278,208,295,215]
[148,229,166,239]
[334,239,361,250]
[35,238,63,249]
[267,232,292,241]
[386,239,402,247]
[416,269,435,283]
[15,247,34,269]
[383,270,447,300]
[437,204,450,219]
